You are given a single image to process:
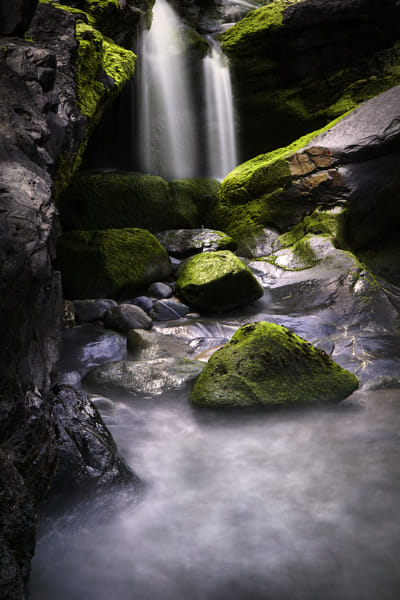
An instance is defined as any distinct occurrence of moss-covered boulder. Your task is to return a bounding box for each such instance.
[190,321,358,407]
[57,228,173,299]
[59,173,220,232]
[220,0,400,160]
[208,122,341,241]
[175,250,263,312]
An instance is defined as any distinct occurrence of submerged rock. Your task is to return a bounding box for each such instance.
[127,329,194,360]
[57,228,173,299]
[156,228,237,257]
[175,250,263,312]
[84,358,204,399]
[190,321,358,407]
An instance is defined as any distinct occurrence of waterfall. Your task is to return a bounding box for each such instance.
[137,0,198,180]
[136,0,238,181]
[203,39,237,180]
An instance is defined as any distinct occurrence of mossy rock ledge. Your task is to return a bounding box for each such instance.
[57,228,172,299]
[190,322,358,408]
[175,250,263,312]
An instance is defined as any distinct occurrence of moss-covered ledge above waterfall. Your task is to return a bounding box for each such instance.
[37,0,136,196]
[220,0,400,160]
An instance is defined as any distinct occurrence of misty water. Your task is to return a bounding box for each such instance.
[30,385,400,600]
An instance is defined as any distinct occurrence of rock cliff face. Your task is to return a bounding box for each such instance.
[0,1,139,597]
[221,0,400,160]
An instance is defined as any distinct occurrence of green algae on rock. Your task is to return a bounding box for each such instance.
[190,321,358,407]
[57,228,172,299]
[175,250,263,312]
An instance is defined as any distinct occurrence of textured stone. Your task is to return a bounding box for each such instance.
[104,303,152,333]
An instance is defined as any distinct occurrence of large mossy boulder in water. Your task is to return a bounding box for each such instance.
[59,173,220,232]
[190,322,358,407]
[57,228,172,299]
[175,250,263,312]
[220,0,400,160]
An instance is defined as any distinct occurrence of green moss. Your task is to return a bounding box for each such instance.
[220,1,287,55]
[59,174,220,232]
[175,251,263,312]
[169,178,220,228]
[277,207,348,250]
[57,228,172,299]
[190,321,358,407]
[39,1,136,198]
[210,114,351,240]
[221,0,400,158]
[75,21,135,119]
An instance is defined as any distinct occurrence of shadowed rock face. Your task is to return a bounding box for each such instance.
[0,0,38,35]
[0,2,140,597]
[221,0,400,160]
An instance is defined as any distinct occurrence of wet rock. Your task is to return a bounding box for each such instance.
[236,226,280,259]
[57,324,127,379]
[156,228,237,257]
[190,321,358,407]
[104,303,152,333]
[84,358,204,399]
[73,298,118,323]
[57,228,173,299]
[150,298,190,321]
[127,329,194,360]
[147,281,173,299]
[249,235,398,331]
[175,250,263,312]
[43,385,141,515]
[132,295,155,314]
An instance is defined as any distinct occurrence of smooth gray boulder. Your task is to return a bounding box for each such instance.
[156,228,237,257]
[84,358,204,399]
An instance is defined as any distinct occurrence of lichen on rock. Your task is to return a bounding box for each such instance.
[190,321,359,407]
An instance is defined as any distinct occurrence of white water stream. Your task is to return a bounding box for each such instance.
[204,39,238,179]
[136,0,237,180]
[30,388,400,600]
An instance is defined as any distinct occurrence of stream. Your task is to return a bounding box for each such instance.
[29,308,400,600]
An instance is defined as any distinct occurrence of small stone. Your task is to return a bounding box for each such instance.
[132,296,154,314]
[104,304,152,333]
[150,298,190,321]
[73,299,117,323]
[147,282,173,299]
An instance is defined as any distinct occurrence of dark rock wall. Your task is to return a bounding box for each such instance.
[0,2,140,598]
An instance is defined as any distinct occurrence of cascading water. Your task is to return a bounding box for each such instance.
[136,0,238,181]
[137,0,198,180]
[203,39,237,180]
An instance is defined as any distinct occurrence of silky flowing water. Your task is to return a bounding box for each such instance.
[135,0,238,180]
[30,383,400,599]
